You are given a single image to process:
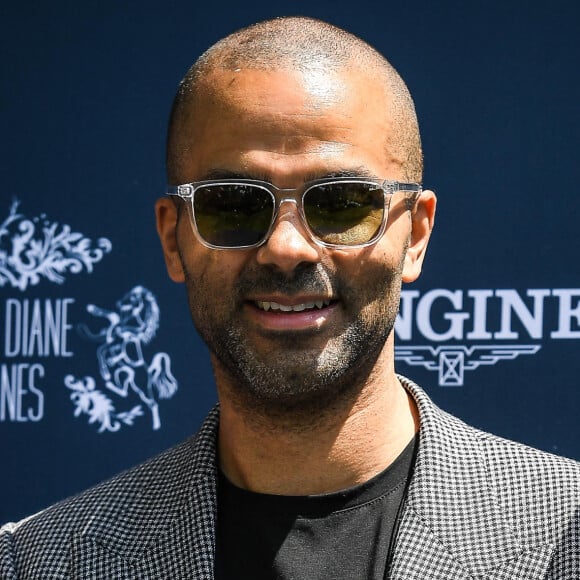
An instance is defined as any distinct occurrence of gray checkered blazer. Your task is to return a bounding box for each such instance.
[1,377,579,579]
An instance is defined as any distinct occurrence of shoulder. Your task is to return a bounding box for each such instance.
[448,413,579,575]
[476,424,579,527]
[402,373,579,511]
[401,375,579,571]
[0,439,191,579]
[401,374,580,485]
[441,395,579,495]
[397,375,579,579]
[0,407,219,579]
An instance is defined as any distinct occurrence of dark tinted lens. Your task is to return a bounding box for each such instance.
[193,184,274,247]
[303,182,384,245]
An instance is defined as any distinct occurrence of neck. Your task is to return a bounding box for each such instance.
[216,360,419,496]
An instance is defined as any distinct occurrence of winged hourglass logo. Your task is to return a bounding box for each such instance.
[394,345,541,386]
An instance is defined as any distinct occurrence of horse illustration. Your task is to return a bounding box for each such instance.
[79,285,178,430]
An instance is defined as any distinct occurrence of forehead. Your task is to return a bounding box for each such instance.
[176,66,401,182]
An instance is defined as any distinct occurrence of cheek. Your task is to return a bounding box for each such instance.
[333,242,405,280]
[333,249,405,318]
[180,245,250,304]
[176,217,240,287]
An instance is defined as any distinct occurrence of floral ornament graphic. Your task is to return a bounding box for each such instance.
[64,375,144,433]
[67,286,178,432]
[0,199,111,291]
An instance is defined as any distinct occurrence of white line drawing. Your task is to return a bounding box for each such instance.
[395,344,541,386]
[0,200,112,291]
[69,286,178,431]
[65,375,144,432]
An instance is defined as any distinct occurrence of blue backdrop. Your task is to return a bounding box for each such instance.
[1,0,579,524]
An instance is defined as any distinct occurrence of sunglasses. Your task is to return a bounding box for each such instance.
[167,178,421,249]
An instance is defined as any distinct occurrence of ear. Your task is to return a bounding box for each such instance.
[155,197,186,283]
[402,189,436,283]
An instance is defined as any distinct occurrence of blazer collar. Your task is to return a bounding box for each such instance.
[393,376,553,579]
[74,380,554,578]
[73,407,220,579]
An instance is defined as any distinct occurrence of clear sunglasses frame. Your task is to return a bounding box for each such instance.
[167,177,422,250]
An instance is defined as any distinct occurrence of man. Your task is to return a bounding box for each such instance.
[1,16,578,580]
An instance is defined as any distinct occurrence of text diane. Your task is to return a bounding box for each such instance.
[1,298,74,422]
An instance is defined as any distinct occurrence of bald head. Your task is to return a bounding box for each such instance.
[167,17,423,183]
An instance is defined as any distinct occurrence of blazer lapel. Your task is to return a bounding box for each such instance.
[391,378,554,579]
[389,506,554,580]
[68,382,557,579]
[72,408,220,579]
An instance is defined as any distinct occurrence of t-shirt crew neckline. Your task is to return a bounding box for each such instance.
[217,434,418,518]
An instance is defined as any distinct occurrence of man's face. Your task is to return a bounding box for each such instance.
[157,66,433,415]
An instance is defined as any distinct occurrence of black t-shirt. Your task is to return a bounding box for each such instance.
[215,435,417,580]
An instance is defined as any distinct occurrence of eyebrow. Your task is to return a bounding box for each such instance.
[305,168,379,180]
[201,169,253,180]
[199,167,379,182]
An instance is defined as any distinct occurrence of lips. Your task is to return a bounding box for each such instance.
[255,299,332,312]
[247,297,338,331]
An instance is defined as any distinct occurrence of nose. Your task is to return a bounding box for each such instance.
[255,201,321,275]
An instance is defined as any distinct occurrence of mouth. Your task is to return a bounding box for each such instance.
[247,297,338,332]
[254,299,332,312]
